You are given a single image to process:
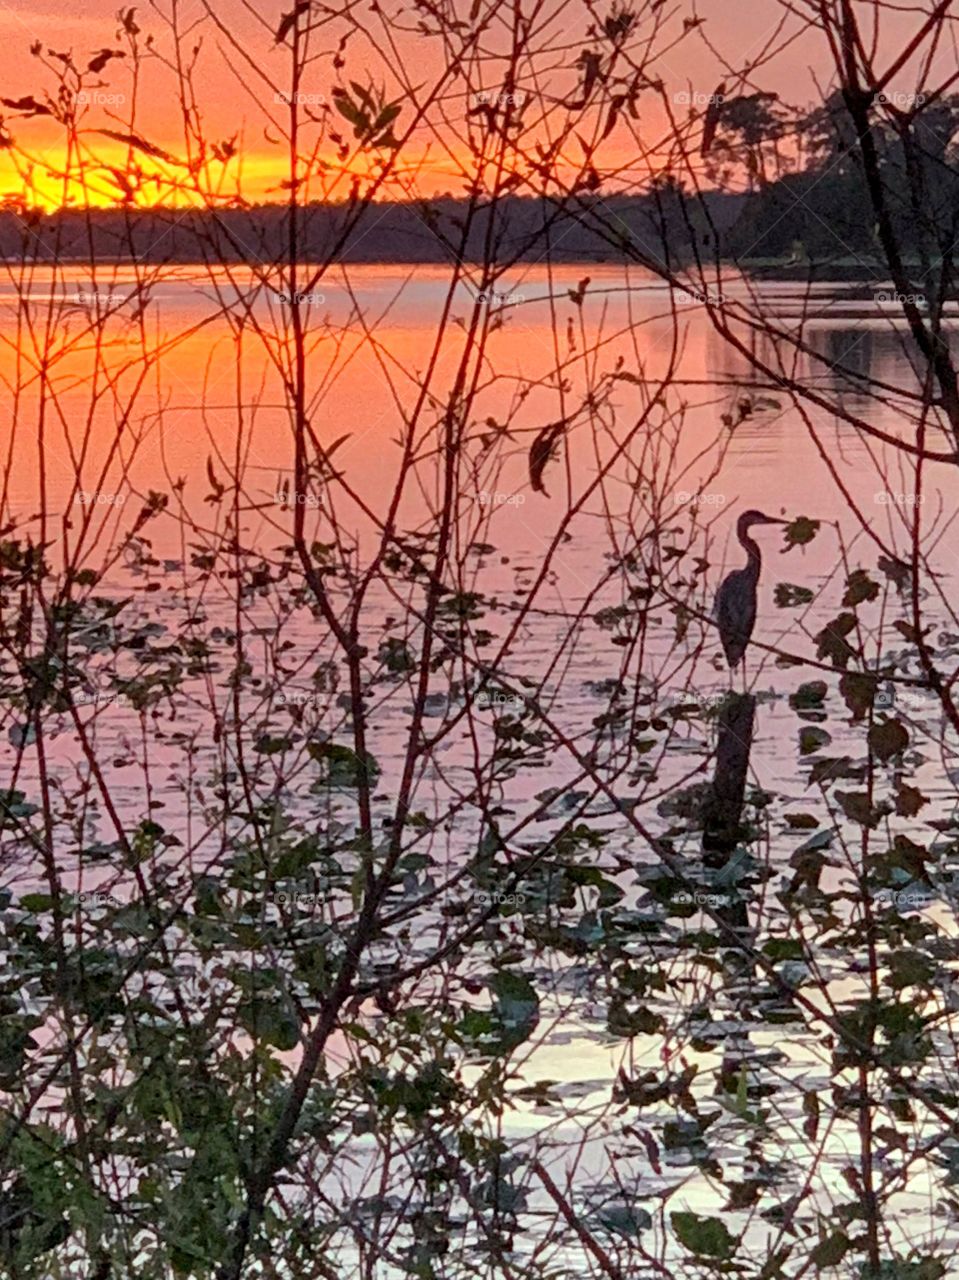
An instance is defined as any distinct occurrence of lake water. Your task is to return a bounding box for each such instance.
[1,264,957,1274]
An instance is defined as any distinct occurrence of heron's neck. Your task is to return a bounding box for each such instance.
[740,531,761,569]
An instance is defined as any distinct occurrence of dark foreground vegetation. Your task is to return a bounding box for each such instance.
[2,1,959,1278]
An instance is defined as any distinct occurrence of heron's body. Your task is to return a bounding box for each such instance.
[715,510,782,669]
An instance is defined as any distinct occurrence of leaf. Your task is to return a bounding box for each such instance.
[528,421,566,495]
[889,833,931,879]
[350,80,376,111]
[783,515,820,549]
[489,970,539,1050]
[19,893,54,913]
[568,276,591,306]
[237,996,299,1050]
[839,672,876,722]
[794,828,834,853]
[373,103,401,132]
[96,129,181,164]
[803,1089,819,1140]
[775,582,813,608]
[8,723,36,748]
[601,101,620,140]
[254,733,294,755]
[88,48,124,73]
[869,718,909,763]
[275,0,312,43]
[307,741,380,787]
[205,455,225,501]
[759,1245,794,1279]
[799,726,830,756]
[332,90,367,130]
[1,95,51,116]
[896,783,928,818]
[672,1211,736,1260]
[595,1202,652,1237]
[809,1231,850,1268]
[784,812,819,829]
[700,84,726,155]
[836,790,879,828]
[843,567,879,607]
[815,612,857,668]
[378,637,414,673]
[877,554,912,592]
[887,949,935,990]
[790,680,827,710]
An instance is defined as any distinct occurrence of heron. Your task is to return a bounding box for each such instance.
[715,509,784,676]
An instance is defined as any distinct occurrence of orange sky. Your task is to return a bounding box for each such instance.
[0,0,934,209]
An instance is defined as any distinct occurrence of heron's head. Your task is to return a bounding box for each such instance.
[736,509,784,538]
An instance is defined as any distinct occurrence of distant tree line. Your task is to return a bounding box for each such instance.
[0,190,743,266]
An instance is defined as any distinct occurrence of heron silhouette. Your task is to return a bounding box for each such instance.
[715,509,784,679]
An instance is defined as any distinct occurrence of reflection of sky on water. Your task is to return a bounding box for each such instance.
[3,265,958,1269]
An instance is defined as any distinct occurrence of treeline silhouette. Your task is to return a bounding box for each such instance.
[5,190,743,265]
[8,82,959,272]
[720,89,959,269]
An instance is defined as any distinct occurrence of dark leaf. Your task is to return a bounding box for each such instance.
[809,1231,850,1268]
[836,790,879,828]
[775,582,814,607]
[672,1211,736,1260]
[782,515,820,549]
[799,726,830,755]
[0,96,50,117]
[839,672,876,721]
[700,83,726,155]
[843,567,879,607]
[868,718,909,763]
[529,421,566,495]
[275,0,312,44]
[96,129,181,164]
[815,612,857,668]
[896,783,928,818]
[88,48,124,73]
